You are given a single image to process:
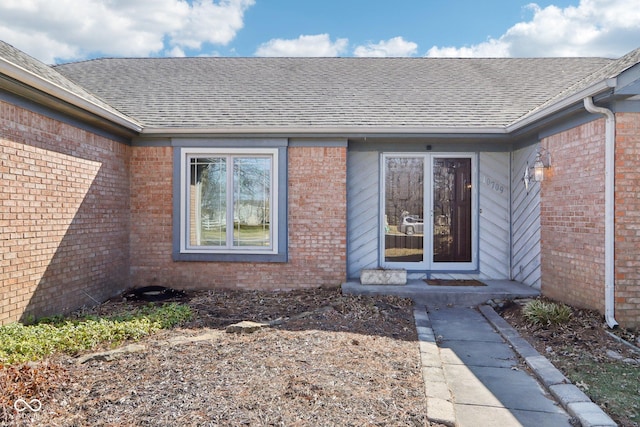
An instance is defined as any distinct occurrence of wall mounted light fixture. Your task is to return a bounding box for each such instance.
[523,147,551,192]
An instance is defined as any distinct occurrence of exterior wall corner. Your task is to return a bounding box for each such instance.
[0,99,131,324]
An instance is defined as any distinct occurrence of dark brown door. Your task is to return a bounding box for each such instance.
[433,158,472,263]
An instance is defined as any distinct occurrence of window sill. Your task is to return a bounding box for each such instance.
[172,251,287,263]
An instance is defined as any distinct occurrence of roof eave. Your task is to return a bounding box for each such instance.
[0,57,143,133]
[507,78,618,133]
[139,126,510,139]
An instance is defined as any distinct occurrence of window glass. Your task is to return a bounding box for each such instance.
[383,156,424,263]
[432,158,472,263]
[186,152,274,253]
[381,153,475,270]
[189,157,226,247]
[233,157,271,247]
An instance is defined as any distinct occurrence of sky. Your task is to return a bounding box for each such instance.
[0,0,639,64]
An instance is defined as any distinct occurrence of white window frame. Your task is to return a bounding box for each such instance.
[179,147,279,255]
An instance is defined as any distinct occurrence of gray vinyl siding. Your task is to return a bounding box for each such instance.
[347,149,514,280]
[511,145,542,289]
[347,150,380,279]
[478,152,511,279]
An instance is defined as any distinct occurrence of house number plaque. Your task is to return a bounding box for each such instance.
[480,174,505,194]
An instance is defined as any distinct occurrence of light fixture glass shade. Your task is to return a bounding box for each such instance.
[523,166,531,191]
[533,159,545,182]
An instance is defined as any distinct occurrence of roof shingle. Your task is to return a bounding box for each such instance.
[53,56,613,130]
[0,41,131,121]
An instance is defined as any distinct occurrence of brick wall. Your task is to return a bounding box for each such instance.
[129,145,347,290]
[0,100,130,324]
[541,114,640,328]
[540,119,607,313]
[614,112,640,328]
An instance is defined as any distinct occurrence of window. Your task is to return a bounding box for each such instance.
[175,147,286,262]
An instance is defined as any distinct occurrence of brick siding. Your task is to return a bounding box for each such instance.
[614,112,640,328]
[0,100,130,324]
[541,114,640,328]
[3,96,635,328]
[129,145,347,290]
[540,119,607,314]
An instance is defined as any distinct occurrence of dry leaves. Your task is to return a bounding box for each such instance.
[3,288,430,426]
[499,299,640,427]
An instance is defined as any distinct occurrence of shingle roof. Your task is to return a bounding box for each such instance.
[0,41,132,122]
[53,56,613,130]
[522,47,640,121]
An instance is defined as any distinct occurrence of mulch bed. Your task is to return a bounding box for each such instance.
[3,288,437,426]
[497,299,640,427]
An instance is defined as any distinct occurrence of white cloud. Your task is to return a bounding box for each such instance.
[0,0,254,63]
[170,0,254,49]
[2,0,637,62]
[427,39,511,58]
[166,46,187,57]
[254,34,349,57]
[353,36,418,57]
[427,0,640,58]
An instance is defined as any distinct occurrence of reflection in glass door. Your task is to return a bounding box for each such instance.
[382,154,474,270]
[383,156,425,264]
[432,157,472,263]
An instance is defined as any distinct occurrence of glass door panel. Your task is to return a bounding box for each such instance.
[383,156,425,264]
[381,153,474,271]
[432,157,472,263]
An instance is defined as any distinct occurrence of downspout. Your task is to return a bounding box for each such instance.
[583,97,618,328]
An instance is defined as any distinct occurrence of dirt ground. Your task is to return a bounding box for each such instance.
[5,288,639,427]
[497,299,640,427]
[3,288,437,427]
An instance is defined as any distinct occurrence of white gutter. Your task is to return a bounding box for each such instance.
[583,96,618,329]
[140,125,510,136]
[0,57,143,133]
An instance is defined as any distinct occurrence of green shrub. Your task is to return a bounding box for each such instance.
[523,299,572,326]
[0,303,192,365]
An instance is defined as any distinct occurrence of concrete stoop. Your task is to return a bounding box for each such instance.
[342,279,540,307]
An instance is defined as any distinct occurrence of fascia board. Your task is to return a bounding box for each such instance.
[616,79,640,95]
[615,63,640,95]
[614,62,640,94]
[140,126,510,138]
[0,57,143,133]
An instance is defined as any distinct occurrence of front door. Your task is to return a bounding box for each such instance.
[382,153,476,271]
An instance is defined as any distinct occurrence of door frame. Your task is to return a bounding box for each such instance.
[379,152,478,272]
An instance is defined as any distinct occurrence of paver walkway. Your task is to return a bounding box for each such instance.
[419,305,572,426]
[343,279,617,427]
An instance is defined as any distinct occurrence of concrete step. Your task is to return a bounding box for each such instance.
[342,279,539,307]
